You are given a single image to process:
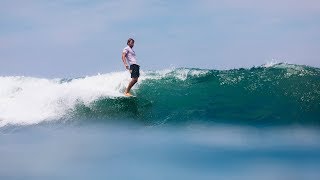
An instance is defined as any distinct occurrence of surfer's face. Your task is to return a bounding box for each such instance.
[128,40,134,48]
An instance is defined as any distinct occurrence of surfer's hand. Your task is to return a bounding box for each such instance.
[125,65,129,70]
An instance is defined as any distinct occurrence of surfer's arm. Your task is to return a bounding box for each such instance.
[122,52,129,70]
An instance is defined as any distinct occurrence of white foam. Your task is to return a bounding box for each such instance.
[141,68,210,81]
[0,71,133,127]
[262,59,280,68]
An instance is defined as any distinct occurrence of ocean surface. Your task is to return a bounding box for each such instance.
[1,63,320,179]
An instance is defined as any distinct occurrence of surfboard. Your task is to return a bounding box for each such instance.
[122,94,136,98]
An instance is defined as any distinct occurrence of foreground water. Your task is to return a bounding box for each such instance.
[1,122,320,180]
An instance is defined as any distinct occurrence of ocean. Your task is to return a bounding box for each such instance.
[1,63,320,179]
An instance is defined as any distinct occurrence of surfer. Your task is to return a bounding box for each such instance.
[122,38,140,96]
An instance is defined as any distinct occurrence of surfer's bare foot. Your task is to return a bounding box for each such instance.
[124,92,133,96]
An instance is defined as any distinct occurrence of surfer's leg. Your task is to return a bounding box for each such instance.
[125,64,140,95]
[125,78,138,94]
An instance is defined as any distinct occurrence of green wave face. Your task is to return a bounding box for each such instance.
[73,64,320,126]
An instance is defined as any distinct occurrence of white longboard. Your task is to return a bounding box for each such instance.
[122,93,136,98]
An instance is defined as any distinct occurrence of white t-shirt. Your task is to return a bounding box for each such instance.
[123,46,137,65]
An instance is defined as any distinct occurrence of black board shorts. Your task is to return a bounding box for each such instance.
[130,64,140,78]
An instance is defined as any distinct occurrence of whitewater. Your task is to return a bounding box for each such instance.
[0,71,130,126]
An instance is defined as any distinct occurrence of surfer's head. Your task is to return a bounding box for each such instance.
[127,38,135,48]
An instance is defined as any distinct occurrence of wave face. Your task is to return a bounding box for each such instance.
[1,63,319,127]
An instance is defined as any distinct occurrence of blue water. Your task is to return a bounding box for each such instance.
[1,123,320,180]
[1,63,320,179]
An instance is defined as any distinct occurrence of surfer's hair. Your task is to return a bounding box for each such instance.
[127,38,135,45]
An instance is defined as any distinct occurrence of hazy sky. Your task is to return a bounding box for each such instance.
[1,0,319,78]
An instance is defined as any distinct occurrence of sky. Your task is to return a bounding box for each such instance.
[0,0,320,78]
